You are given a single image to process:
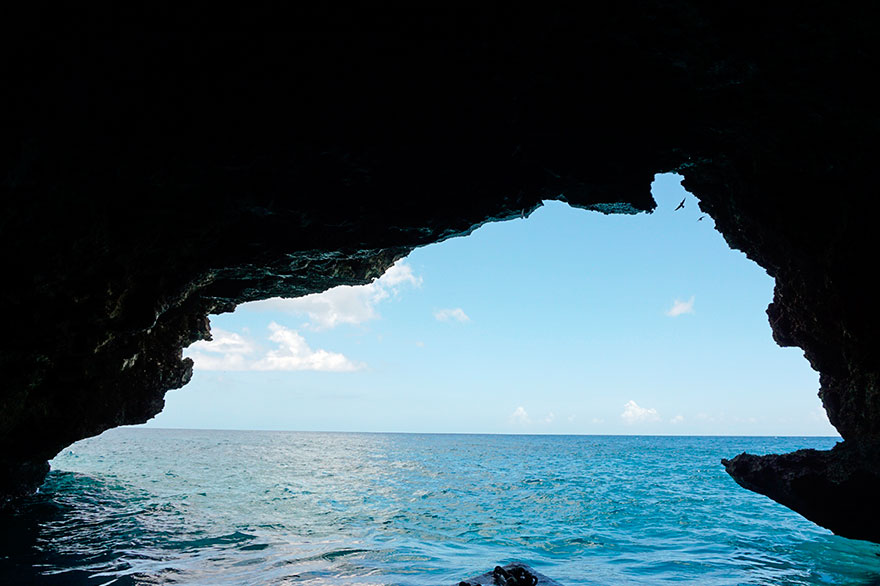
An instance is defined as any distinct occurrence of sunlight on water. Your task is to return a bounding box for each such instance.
[2,430,879,585]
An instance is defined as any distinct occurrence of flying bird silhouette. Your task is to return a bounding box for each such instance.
[698,215,706,222]
[674,198,685,211]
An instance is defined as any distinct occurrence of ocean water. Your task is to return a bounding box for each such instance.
[2,430,879,585]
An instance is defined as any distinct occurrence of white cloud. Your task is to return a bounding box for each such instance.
[189,329,255,355]
[670,414,684,424]
[244,260,421,330]
[186,350,251,371]
[591,417,605,424]
[378,261,422,288]
[621,400,661,424]
[666,296,695,317]
[434,308,470,322]
[187,323,362,372]
[252,323,362,371]
[543,412,555,424]
[510,406,531,424]
[186,328,258,370]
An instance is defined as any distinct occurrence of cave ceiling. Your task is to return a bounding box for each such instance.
[2,15,879,541]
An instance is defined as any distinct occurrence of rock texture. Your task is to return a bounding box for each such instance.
[1,12,879,540]
[723,443,880,543]
[458,563,560,586]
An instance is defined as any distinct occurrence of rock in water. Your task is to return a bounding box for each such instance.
[457,563,562,586]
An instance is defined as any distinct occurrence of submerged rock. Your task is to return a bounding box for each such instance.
[457,563,561,586]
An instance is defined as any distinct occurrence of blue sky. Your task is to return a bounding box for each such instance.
[144,174,837,436]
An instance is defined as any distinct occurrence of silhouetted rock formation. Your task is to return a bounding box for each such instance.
[458,563,559,586]
[723,443,880,542]
[2,11,879,541]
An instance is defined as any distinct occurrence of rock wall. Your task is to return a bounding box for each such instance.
[2,13,878,541]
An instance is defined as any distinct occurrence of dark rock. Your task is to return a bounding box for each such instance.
[723,442,880,543]
[1,12,879,541]
[493,565,539,586]
[457,563,558,586]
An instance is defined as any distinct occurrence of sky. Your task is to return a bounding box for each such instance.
[143,173,837,436]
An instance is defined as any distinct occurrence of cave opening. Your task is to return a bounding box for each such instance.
[133,172,829,436]
[30,174,880,585]
[3,21,880,584]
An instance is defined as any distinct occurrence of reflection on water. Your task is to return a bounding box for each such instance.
[1,430,879,585]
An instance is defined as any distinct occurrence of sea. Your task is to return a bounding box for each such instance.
[2,430,879,585]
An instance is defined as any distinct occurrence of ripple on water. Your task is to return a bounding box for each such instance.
[1,431,879,585]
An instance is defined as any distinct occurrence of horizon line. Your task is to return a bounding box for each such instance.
[126,425,842,439]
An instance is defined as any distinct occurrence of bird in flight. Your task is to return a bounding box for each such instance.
[698,215,706,222]
[674,198,685,211]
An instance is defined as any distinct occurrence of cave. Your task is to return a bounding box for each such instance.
[2,15,880,547]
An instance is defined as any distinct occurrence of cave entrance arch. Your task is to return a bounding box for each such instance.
[40,173,860,583]
[5,26,880,578]
[144,174,834,436]
[145,174,826,437]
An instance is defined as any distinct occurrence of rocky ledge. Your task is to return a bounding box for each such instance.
[2,10,879,541]
[723,442,880,543]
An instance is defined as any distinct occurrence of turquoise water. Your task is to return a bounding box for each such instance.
[2,430,880,585]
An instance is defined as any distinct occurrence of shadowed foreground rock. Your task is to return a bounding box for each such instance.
[2,11,880,542]
[457,563,561,586]
[723,443,880,543]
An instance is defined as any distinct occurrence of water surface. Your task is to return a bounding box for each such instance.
[2,430,878,585]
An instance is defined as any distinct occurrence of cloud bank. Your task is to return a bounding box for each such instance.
[187,323,362,372]
[245,260,422,330]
